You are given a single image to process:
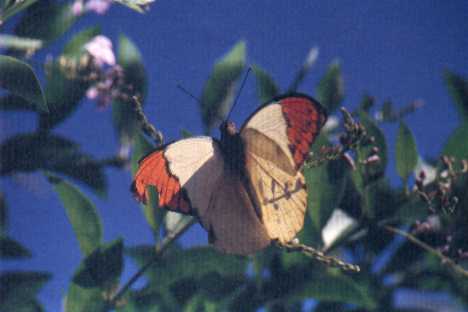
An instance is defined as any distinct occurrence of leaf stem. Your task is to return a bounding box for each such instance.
[109,217,196,307]
[384,225,468,278]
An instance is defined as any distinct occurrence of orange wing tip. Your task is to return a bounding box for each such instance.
[130,180,148,204]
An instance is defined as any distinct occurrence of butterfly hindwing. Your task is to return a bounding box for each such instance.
[199,174,270,255]
[241,94,326,243]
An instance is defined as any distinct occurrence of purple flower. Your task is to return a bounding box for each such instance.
[85,35,116,66]
[71,0,84,16]
[85,0,112,15]
[85,65,125,108]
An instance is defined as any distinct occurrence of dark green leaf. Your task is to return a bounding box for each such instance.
[0,271,51,311]
[0,192,6,235]
[0,236,31,259]
[127,246,247,289]
[200,41,246,134]
[0,94,37,111]
[0,133,107,196]
[47,174,103,256]
[112,34,147,146]
[64,284,107,312]
[358,94,374,113]
[72,239,123,288]
[304,135,348,239]
[63,27,101,58]
[14,2,77,44]
[252,64,279,104]
[395,121,418,181]
[316,61,344,113]
[0,55,48,112]
[443,123,468,159]
[39,60,91,130]
[444,70,468,122]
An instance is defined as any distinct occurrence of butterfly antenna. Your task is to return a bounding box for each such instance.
[176,83,202,104]
[226,67,252,121]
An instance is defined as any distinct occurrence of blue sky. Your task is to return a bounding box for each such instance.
[1,1,468,311]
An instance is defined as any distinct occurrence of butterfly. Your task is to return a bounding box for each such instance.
[131,93,327,255]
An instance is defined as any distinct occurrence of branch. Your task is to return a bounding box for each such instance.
[277,241,360,272]
[109,217,196,307]
[132,96,164,146]
[384,225,468,279]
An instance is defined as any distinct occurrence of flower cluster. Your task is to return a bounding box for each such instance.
[412,156,468,262]
[305,107,381,170]
[53,35,135,108]
[72,0,112,16]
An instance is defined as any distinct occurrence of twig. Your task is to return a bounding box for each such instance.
[132,96,164,146]
[384,225,468,278]
[277,241,360,272]
[109,217,196,307]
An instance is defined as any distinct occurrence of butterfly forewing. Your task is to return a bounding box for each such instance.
[132,137,224,216]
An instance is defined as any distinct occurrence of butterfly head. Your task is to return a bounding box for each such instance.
[220,120,238,139]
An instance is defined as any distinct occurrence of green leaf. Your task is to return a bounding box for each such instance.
[0,133,107,196]
[116,289,170,312]
[14,2,77,44]
[291,272,375,309]
[0,236,32,259]
[304,135,348,239]
[113,0,155,13]
[64,284,107,312]
[395,121,418,181]
[252,64,279,104]
[353,112,388,184]
[39,59,91,130]
[72,239,124,288]
[443,123,468,159]
[0,0,38,23]
[127,246,247,289]
[180,129,193,138]
[63,27,101,58]
[316,61,344,113]
[200,41,246,134]
[112,34,147,146]
[288,46,319,92]
[0,271,51,311]
[444,70,468,122]
[0,34,42,52]
[47,174,103,256]
[0,55,48,112]
[351,112,388,218]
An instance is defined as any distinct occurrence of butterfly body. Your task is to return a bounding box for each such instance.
[132,93,327,255]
